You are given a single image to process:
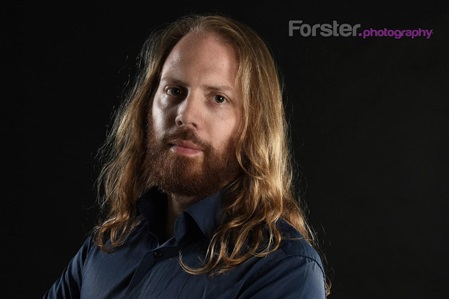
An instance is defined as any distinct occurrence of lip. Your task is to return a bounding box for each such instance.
[169,139,203,156]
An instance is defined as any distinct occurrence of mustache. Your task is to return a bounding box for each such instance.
[162,127,209,150]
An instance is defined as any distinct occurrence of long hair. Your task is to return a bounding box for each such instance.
[94,13,330,295]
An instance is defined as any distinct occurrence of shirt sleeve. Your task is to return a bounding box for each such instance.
[43,236,93,299]
[239,254,327,299]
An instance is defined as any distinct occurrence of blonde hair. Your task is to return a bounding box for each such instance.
[94,13,330,295]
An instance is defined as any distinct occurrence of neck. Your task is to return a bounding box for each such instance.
[165,193,201,238]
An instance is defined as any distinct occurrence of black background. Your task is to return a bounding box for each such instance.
[4,1,449,298]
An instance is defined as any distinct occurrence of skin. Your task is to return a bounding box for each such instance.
[151,31,243,236]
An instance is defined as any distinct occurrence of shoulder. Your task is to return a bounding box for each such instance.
[237,220,327,298]
[247,218,327,281]
[267,218,327,287]
[276,219,324,268]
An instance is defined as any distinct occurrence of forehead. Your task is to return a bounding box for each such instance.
[162,31,238,74]
[170,30,233,57]
[160,31,242,98]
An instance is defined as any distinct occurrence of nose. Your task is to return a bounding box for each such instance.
[175,91,202,128]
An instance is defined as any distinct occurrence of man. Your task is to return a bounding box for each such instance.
[44,13,330,298]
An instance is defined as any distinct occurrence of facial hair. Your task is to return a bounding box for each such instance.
[144,126,241,199]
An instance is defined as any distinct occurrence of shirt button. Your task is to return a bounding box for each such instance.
[153,250,164,258]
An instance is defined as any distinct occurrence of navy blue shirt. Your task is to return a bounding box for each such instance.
[44,188,326,298]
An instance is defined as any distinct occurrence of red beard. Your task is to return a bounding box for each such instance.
[145,126,241,199]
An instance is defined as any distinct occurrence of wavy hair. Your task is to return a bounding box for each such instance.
[93,13,330,295]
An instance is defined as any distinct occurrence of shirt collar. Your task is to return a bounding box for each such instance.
[183,188,224,238]
[137,187,224,241]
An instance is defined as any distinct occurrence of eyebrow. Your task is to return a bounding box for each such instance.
[160,76,236,96]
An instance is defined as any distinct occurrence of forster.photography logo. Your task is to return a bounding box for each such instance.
[288,20,433,39]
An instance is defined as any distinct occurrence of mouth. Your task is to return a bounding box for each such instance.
[169,139,203,156]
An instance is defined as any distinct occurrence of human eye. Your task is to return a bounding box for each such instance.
[166,86,183,96]
[213,94,227,104]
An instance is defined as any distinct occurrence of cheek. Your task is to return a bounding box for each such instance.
[213,114,242,150]
[151,98,167,140]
